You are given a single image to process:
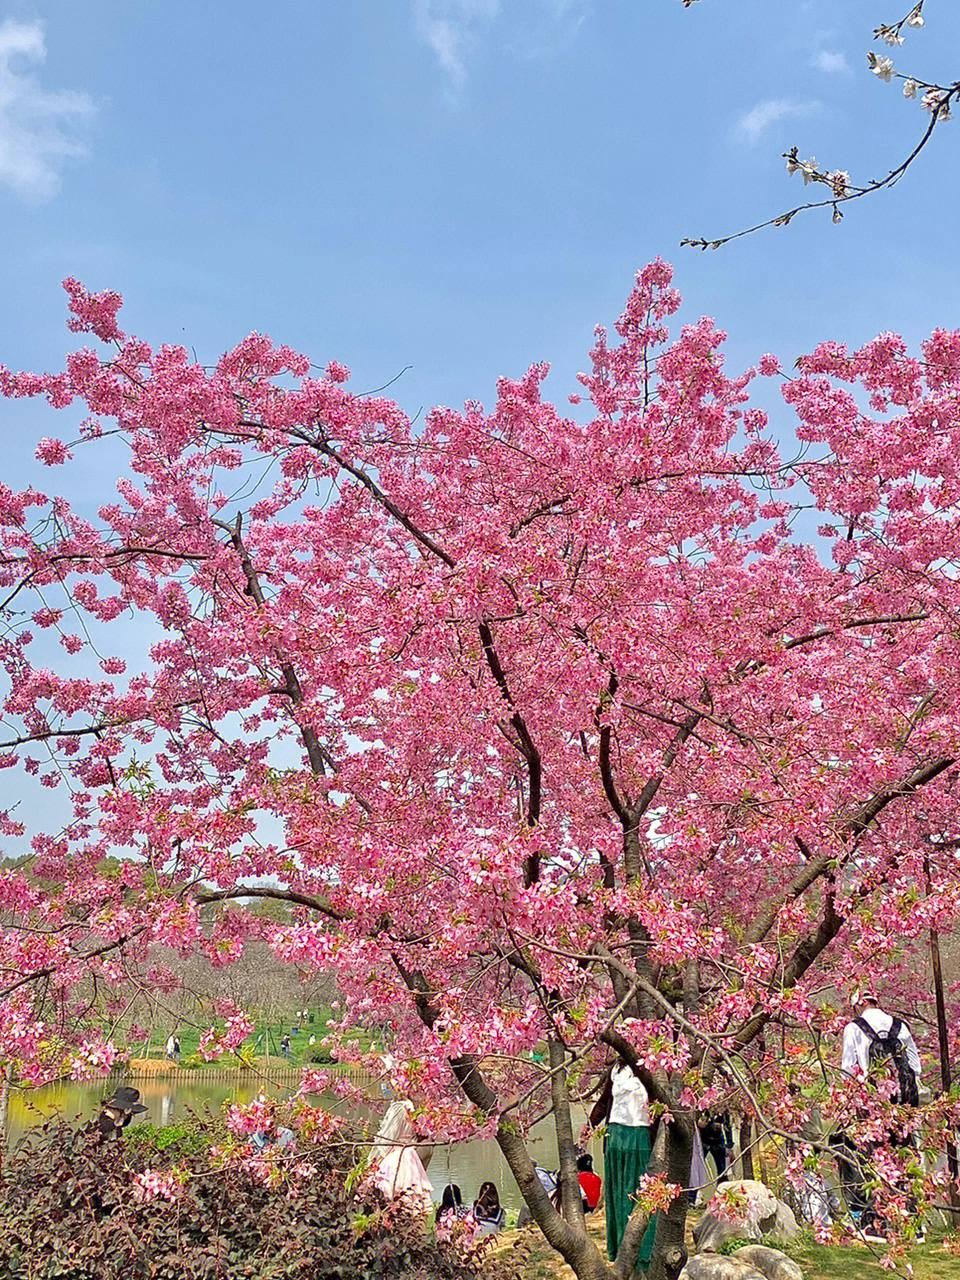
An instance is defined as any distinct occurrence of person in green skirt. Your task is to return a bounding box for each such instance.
[589,1062,658,1270]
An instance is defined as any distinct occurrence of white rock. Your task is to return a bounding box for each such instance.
[694,1180,798,1253]
[681,1256,767,1280]
[734,1245,803,1280]
[760,1202,799,1242]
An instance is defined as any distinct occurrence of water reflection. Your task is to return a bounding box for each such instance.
[4,1076,597,1214]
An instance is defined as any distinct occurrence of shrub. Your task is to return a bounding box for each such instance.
[717,1237,755,1256]
[0,1118,501,1280]
[305,1043,335,1064]
[124,1120,209,1155]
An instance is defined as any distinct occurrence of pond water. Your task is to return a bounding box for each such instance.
[3,1074,597,1215]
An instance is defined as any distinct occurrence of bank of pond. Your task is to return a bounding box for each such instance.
[3,1073,598,1216]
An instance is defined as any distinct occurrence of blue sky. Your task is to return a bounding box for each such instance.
[2,0,958,462]
[0,0,957,839]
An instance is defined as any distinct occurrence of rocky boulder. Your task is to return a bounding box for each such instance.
[733,1245,803,1280]
[680,1257,767,1280]
[693,1180,799,1254]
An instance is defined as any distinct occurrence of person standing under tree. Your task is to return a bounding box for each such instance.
[838,991,923,1243]
[589,1061,658,1269]
[688,1111,735,1205]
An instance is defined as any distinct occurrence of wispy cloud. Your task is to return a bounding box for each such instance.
[813,49,851,74]
[738,97,821,145]
[413,0,500,91]
[0,19,95,200]
[413,0,589,89]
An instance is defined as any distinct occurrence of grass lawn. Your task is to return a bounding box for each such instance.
[123,1006,379,1070]
[790,1235,958,1279]
[497,1213,960,1280]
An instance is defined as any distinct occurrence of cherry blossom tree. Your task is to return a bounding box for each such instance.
[3,266,960,1278]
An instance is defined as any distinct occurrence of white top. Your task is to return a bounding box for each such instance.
[609,1064,650,1127]
[840,1007,922,1079]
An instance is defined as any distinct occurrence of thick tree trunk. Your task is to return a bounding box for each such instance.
[450,1053,612,1280]
[647,1121,691,1280]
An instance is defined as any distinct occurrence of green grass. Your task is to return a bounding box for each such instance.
[124,1121,210,1155]
[121,1006,380,1069]
[504,1220,960,1280]
[791,1234,958,1280]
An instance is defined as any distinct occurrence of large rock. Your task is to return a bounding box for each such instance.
[693,1180,799,1254]
[734,1245,803,1280]
[761,1201,799,1242]
[693,1214,762,1253]
[680,1257,767,1280]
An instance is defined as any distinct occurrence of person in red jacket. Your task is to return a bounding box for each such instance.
[578,1152,602,1212]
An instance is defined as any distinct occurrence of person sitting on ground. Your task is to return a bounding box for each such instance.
[473,1181,506,1234]
[838,991,923,1244]
[517,1165,558,1227]
[251,1124,295,1152]
[577,1152,602,1213]
[437,1183,469,1224]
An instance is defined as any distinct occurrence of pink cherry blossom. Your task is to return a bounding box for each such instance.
[2,265,959,1275]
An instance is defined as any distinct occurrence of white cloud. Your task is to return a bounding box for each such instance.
[738,97,821,145]
[814,49,851,74]
[413,0,588,89]
[413,0,500,90]
[0,19,95,200]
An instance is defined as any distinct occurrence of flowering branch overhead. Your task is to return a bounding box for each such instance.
[682,1,958,248]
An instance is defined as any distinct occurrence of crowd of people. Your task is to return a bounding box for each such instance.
[112,986,930,1258]
[276,986,931,1255]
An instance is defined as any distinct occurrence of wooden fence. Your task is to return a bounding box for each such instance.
[107,1064,378,1086]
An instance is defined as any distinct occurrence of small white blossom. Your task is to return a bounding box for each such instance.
[869,53,896,81]
[832,206,843,224]
[907,5,924,28]
[903,78,918,99]
[800,157,818,184]
[829,170,849,198]
[881,27,904,45]
[922,88,951,117]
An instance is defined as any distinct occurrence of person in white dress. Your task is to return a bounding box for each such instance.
[369,1099,433,1212]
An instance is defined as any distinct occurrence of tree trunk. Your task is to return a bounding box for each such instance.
[647,1121,691,1280]
[739,1115,754,1179]
[930,926,960,1221]
[550,1040,586,1233]
[0,1065,9,1151]
[925,849,960,1223]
